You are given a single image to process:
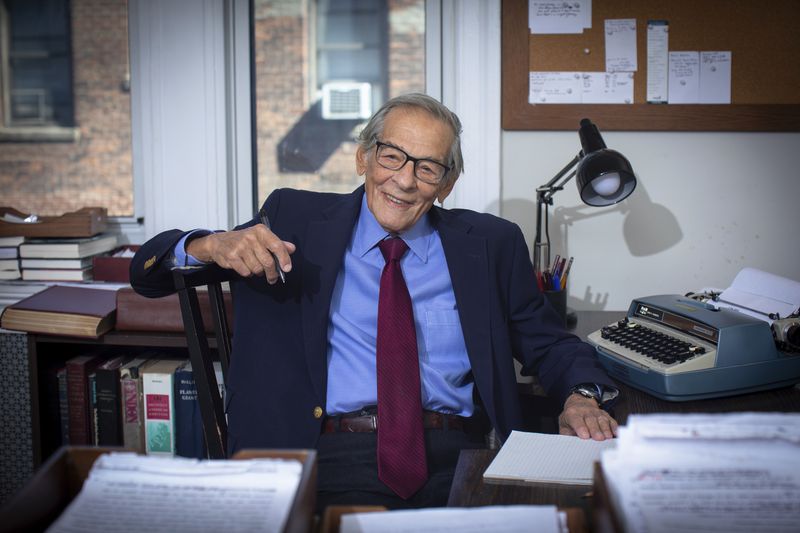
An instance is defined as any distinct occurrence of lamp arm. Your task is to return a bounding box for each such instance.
[533,152,581,274]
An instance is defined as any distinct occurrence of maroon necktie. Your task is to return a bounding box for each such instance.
[376,237,427,499]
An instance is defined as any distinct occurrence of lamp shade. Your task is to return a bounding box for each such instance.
[576,118,636,206]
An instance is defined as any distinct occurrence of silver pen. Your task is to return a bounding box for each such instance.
[258,207,286,284]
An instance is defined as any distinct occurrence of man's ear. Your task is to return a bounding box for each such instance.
[355,145,368,176]
[437,178,457,204]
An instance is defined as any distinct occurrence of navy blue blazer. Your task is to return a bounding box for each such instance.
[130,186,615,454]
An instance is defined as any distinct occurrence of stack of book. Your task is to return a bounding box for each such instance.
[19,234,118,281]
[0,236,23,280]
[55,353,224,459]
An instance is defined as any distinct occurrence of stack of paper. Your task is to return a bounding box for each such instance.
[483,430,616,485]
[341,505,565,533]
[601,413,800,533]
[47,453,303,533]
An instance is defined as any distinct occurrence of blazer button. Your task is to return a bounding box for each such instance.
[313,406,323,419]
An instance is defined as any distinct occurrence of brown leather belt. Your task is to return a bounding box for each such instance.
[322,411,466,434]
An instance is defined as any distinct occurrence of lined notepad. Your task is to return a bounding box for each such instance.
[483,430,616,485]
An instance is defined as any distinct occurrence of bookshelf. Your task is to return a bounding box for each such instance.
[27,331,223,466]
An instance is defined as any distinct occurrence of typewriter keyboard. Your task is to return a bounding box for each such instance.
[589,317,716,374]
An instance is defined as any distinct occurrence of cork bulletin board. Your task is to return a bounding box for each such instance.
[502,0,800,131]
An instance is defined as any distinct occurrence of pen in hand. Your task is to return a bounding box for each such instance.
[258,207,286,284]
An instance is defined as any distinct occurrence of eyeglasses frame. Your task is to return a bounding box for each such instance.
[373,140,452,185]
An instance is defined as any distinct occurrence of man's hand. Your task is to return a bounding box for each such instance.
[186,226,296,284]
[558,393,618,441]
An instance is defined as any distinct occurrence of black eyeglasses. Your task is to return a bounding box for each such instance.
[374,141,451,185]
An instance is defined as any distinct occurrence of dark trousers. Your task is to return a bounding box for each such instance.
[315,429,487,512]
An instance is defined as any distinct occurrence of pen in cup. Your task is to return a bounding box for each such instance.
[258,207,286,284]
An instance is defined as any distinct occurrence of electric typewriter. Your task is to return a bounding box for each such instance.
[588,294,800,401]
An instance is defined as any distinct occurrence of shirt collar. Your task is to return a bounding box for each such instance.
[353,194,433,263]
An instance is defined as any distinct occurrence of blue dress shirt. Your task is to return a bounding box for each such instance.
[325,196,473,416]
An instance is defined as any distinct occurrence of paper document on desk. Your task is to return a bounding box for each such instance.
[341,505,565,533]
[47,452,302,533]
[710,267,800,323]
[601,413,800,533]
[483,430,616,485]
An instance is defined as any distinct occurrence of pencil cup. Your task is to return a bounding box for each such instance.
[544,289,567,327]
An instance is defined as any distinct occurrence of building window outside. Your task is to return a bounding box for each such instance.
[253,0,425,202]
[0,0,133,217]
[1,0,73,127]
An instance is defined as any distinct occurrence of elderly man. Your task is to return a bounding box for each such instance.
[131,93,618,510]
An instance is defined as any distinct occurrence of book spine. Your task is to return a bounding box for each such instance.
[66,360,93,445]
[57,367,69,445]
[174,366,205,459]
[96,367,123,446]
[89,373,98,445]
[143,370,176,456]
[120,369,145,453]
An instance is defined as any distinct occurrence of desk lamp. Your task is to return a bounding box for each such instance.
[533,118,637,274]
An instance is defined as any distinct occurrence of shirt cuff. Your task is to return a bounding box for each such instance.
[173,230,213,267]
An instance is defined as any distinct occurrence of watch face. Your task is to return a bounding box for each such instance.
[573,386,600,402]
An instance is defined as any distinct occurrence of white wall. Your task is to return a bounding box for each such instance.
[501,130,800,311]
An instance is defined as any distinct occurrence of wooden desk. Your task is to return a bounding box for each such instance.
[450,309,800,528]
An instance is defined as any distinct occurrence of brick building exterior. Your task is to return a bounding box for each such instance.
[0,0,424,217]
[253,0,425,202]
[0,0,133,217]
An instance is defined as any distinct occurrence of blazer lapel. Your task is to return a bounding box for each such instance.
[301,187,364,402]
[433,208,494,403]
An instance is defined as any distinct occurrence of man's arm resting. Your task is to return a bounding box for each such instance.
[185,227,296,284]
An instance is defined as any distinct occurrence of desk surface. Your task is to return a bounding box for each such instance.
[449,310,800,526]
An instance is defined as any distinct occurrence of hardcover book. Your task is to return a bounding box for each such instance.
[0,258,20,270]
[20,257,94,269]
[115,286,232,333]
[19,233,117,259]
[0,269,21,280]
[173,361,205,459]
[56,367,69,446]
[89,372,98,445]
[0,247,18,259]
[142,359,185,456]
[119,358,151,453]
[95,355,132,446]
[0,236,25,247]
[65,355,104,445]
[0,285,118,338]
[22,267,92,282]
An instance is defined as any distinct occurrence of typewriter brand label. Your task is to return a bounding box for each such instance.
[636,304,663,321]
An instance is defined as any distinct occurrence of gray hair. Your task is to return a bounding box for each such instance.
[357,93,464,188]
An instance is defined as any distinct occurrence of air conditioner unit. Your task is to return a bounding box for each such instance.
[321,82,372,120]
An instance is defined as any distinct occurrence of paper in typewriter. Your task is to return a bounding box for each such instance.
[712,267,800,323]
[47,452,302,533]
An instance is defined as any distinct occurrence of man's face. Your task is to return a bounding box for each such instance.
[357,107,456,234]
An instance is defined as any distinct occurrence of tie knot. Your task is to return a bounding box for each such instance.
[378,237,408,263]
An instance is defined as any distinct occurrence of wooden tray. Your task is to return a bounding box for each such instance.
[0,207,108,237]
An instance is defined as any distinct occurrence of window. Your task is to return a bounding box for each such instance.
[253,0,425,202]
[1,0,73,128]
[0,0,134,218]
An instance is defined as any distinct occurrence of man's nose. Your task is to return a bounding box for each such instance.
[394,159,417,189]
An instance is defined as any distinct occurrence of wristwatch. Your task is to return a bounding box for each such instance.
[569,383,619,407]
